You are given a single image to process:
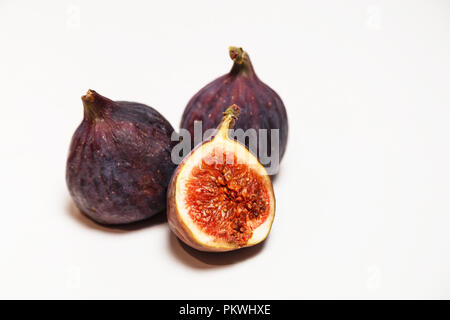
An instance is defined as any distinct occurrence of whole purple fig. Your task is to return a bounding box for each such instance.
[180,46,288,172]
[66,90,176,225]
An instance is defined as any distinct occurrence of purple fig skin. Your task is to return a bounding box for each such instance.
[66,90,176,225]
[180,47,288,166]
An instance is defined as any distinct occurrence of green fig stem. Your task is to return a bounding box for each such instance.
[229,46,246,64]
[82,89,109,121]
[217,104,240,139]
[229,46,256,77]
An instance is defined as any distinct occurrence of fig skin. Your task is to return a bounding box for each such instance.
[180,46,289,166]
[66,90,176,225]
[168,105,276,252]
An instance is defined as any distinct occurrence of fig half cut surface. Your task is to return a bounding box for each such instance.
[168,105,275,252]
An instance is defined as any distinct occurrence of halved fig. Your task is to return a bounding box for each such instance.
[167,105,275,252]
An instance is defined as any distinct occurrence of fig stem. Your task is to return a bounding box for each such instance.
[82,89,110,121]
[229,46,245,64]
[229,46,256,78]
[217,105,240,139]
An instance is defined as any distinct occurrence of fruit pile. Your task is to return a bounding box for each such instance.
[66,47,288,252]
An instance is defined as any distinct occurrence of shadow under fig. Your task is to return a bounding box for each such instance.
[66,199,167,233]
[167,230,266,269]
[67,198,267,267]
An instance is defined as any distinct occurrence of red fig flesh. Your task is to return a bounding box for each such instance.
[168,105,275,252]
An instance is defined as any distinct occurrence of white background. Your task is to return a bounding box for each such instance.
[1,0,449,299]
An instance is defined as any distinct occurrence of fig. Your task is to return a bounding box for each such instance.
[66,90,176,225]
[180,46,288,173]
[168,105,275,252]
